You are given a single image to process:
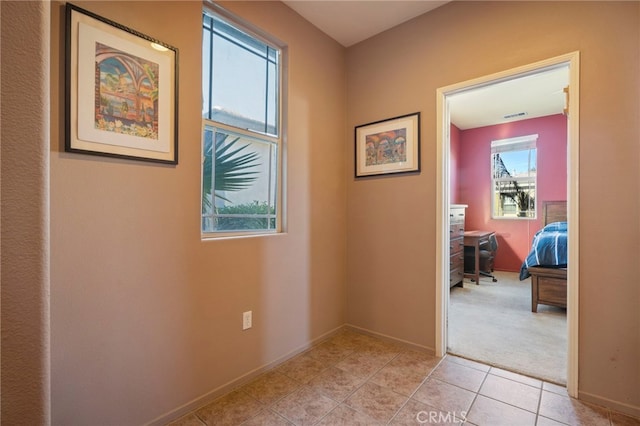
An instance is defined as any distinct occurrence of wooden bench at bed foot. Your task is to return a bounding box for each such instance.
[529,266,567,312]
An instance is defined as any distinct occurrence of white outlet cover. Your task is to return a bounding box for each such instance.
[243,311,252,330]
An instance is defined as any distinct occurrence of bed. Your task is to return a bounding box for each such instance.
[519,201,568,312]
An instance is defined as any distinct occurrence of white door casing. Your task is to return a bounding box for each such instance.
[435,51,580,397]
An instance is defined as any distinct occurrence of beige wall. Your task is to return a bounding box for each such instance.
[3,0,639,423]
[1,1,51,424]
[48,1,346,424]
[346,0,639,414]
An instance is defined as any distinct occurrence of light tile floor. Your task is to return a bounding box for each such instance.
[168,329,639,426]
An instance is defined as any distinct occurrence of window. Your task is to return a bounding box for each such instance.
[201,10,282,236]
[491,135,537,219]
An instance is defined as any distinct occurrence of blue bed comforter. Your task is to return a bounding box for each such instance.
[519,222,568,280]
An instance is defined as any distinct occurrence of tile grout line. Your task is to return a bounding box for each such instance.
[461,366,490,425]
[385,353,450,425]
[322,347,405,424]
[534,381,544,426]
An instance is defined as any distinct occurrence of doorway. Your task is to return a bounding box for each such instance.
[434,52,580,397]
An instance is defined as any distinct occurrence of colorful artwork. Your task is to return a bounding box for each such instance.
[355,112,419,177]
[95,42,159,139]
[365,128,407,166]
[67,4,177,163]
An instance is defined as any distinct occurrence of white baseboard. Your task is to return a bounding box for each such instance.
[578,390,640,420]
[146,325,345,426]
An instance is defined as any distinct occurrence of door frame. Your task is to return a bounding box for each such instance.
[434,51,580,397]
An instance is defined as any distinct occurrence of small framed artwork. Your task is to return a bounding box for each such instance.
[354,112,420,178]
[65,3,178,164]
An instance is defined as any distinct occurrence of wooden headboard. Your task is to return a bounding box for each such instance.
[543,200,567,225]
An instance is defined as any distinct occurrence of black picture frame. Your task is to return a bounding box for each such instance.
[65,3,178,164]
[354,112,420,178]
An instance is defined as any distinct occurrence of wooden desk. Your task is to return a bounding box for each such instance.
[463,230,495,285]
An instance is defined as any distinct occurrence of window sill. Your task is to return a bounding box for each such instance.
[201,230,284,241]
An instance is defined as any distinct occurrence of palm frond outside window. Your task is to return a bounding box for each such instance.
[201,10,282,235]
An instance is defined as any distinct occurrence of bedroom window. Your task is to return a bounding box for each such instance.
[201,9,283,237]
[491,134,537,219]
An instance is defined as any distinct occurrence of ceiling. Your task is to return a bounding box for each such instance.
[282,1,449,47]
[449,66,569,130]
[282,1,569,129]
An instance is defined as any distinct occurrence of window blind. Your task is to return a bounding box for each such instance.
[491,134,538,153]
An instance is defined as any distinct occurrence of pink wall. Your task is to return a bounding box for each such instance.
[456,114,567,272]
[450,124,462,203]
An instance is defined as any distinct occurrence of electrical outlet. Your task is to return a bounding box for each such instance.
[242,311,252,330]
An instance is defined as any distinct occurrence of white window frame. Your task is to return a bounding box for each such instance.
[201,5,285,239]
[491,134,538,220]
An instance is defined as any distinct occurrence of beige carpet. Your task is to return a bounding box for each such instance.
[448,270,567,385]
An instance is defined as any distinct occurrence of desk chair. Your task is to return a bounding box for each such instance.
[464,233,498,282]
